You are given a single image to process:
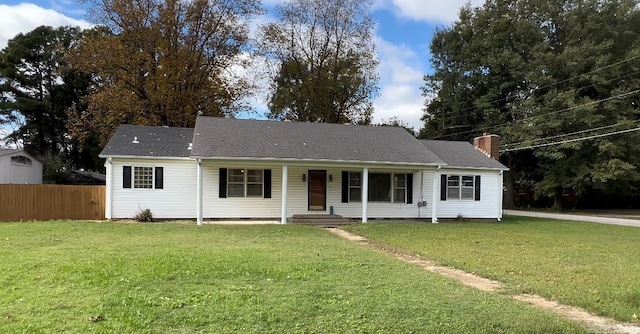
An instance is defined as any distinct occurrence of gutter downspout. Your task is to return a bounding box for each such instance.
[498,170,504,222]
[196,159,203,226]
[418,170,424,219]
[431,166,441,223]
[105,158,112,219]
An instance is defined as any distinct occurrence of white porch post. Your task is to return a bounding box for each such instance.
[431,167,439,223]
[196,159,203,226]
[362,167,369,223]
[105,158,112,219]
[281,165,288,224]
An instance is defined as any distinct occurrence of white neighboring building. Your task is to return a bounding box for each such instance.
[99,117,508,223]
[0,149,43,184]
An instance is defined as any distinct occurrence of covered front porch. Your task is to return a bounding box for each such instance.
[193,160,437,225]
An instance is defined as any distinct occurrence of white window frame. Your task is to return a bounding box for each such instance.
[447,174,475,200]
[394,174,406,203]
[349,172,362,202]
[228,169,263,198]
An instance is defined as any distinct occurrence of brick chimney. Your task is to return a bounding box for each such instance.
[473,132,500,160]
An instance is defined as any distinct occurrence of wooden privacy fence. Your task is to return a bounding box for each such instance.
[0,184,105,221]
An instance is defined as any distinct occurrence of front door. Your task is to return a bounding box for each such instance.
[308,170,326,211]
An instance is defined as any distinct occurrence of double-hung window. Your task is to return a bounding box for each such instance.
[228,169,263,197]
[394,174,406,203]
[219,168,272,199]
[349,172,362,202]
[442,174,480,201]
[228,169,246,197]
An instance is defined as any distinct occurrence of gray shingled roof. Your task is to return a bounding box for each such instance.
[191,117,445,165]
[421,140,508,170]
[100,125,194,158]
[99,119,510,170]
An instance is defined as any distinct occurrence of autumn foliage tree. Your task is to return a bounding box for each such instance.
[69,0,261,143]
[258,0,379,124]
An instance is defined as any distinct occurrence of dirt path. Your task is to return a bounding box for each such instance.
[327,227,640,334]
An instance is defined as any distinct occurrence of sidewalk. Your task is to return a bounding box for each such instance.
[504,210,640,227]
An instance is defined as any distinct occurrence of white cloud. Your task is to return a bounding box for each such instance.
[379,0,484,23]
[372,38,425,131]
[0,3,92,49]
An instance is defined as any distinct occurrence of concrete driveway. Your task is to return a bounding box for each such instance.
[504,210,640,227]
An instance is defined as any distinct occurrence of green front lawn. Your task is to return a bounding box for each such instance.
[343,216,640,323]
[0,221,586,333]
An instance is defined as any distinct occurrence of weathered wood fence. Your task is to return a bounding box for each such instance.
[0,184,105,221]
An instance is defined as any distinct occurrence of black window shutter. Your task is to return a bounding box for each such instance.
[475,175,481,201]
[341,171,349,203]
[219,168,227,198]
[154,167,164,189]
[263,169,272,198]
[440,174,447,201]
[406,173,413,204]
[123,166,131,188]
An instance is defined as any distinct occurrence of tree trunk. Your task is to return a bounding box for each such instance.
[553,187,563,211]
[503,171,515,209]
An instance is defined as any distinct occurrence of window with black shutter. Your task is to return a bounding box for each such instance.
[263,169,272,198]
[123,166,132,188]
[155,167,164,189]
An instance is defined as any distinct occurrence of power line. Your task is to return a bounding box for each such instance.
[502,120,640,148]
[432,71,640,128]
[501,127,640,152]
[434,88,640,139]
[429,54,640,119]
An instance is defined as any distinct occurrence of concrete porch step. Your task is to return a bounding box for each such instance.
[290,214,356,226]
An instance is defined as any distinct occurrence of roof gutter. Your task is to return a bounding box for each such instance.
[440,165,510,171]
[98,154,192,160]
[187,155,446,168]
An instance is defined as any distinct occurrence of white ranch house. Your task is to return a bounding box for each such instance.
[100,117,508,224]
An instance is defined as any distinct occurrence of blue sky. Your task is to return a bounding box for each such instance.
[0,0,483,131]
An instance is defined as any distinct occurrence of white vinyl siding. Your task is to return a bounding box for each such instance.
[202,163,430,219]
[107,159,503,221]
[110,159,196,219]
[437,168,502,219]
[332,169,430,219]
[202,164,280,218]
[0,152,43,184]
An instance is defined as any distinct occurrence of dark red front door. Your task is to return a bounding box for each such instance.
[308,170,326,211]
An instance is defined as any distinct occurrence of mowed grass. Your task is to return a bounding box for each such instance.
[0,221,587,333]
[343,216,640,323]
